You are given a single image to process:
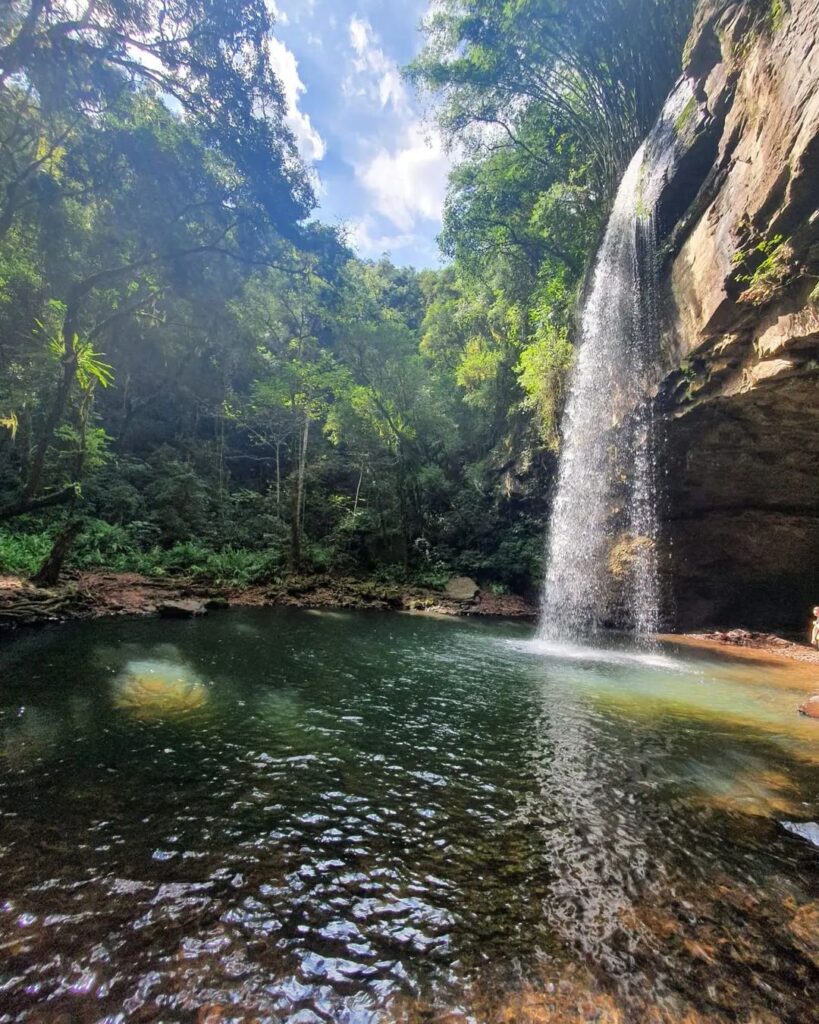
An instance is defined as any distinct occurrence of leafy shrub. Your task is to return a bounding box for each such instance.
[301,541,335,574]
[0,529,53,575]
[212,489,285,549]
[72,521,138,569]
[408,561,454,590]
[194,547,275,586]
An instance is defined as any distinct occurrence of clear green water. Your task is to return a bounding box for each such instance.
[0,610,816,1023]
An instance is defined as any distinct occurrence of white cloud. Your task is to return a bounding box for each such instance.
[266,1,289,25]
[358,122,452,232]
[349,15,370,55]
[272,0,317,23]
[345,15,408,113]
[348,215,419,256]
[267,36,326,164]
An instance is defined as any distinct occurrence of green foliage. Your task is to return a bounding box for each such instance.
[0,0,703,597]
[71,520,140,569]
[674,96,698,137]
[46,333,114,390]
[0,528,54,575]
[0,0,315,230]
[54,424,112,472]
[731,233,794,305]
[516,324,575,450]
[455,337,504,404]
[0,520,284,585]
[142,452,212,546]
[768,0,788,32]
[148,544,280,586]
[409,0,695,195]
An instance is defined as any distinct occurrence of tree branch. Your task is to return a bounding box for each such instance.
[0,484,80,522]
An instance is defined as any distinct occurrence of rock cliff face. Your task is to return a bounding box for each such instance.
[655,0,819,630]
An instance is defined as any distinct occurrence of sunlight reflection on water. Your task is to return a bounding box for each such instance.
[0,609,815,1023]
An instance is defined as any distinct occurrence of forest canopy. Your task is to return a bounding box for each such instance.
[0,0,694,593]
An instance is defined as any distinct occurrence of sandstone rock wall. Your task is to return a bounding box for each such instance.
[656,0,819,629]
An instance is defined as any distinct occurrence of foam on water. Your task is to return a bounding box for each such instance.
[507,637,686,672]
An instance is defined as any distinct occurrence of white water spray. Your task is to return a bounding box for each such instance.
[539,81,694,641]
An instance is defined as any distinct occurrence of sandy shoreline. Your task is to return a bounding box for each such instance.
[662,631,819,687]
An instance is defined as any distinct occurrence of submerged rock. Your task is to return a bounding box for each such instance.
[798,694,819,718]
[444,576,479,602]
[789,901,819,968]
[113,659,209,719]
[157,599,207,618]
[781,821,819,849]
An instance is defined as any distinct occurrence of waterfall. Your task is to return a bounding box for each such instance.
[539,80,694,641]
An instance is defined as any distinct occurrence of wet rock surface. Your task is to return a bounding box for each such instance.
[799,694,819,718]
[781,820,819,849]
[654,0,819,630]
[684,628,819,667]
[158,599,208,618]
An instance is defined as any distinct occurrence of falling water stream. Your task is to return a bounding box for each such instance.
[540,80,694,640]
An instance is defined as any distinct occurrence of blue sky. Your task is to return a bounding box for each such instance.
[270,1,450,269]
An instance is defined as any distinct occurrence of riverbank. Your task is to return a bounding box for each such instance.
[662,630,819,720]
[665,630,819,670]
[0,570,537,628]
[3,571,818,665]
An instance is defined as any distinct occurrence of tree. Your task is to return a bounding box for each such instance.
[0,0,314,235]
[235,259,347,568]
[409,0,694,195]
[0,0,704,596]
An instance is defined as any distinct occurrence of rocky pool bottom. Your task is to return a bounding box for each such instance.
[0,610,816,1023]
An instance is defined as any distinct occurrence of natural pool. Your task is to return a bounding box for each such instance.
[0,609,816,1023]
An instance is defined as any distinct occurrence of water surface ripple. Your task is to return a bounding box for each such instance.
[0,610,816,1022]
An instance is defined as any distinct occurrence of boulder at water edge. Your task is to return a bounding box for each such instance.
[157,599,207,618]
[444,576,479,602]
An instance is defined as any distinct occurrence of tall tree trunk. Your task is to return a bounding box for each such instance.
[32,520,83,587]
[290,411,310,569]
[396,452,409,572]
[353,462,363,516]
[275,442,281,517]
[217,394,227,498]
[31,381,96,586]
[22,312,78,501]
[1,316,86,522]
